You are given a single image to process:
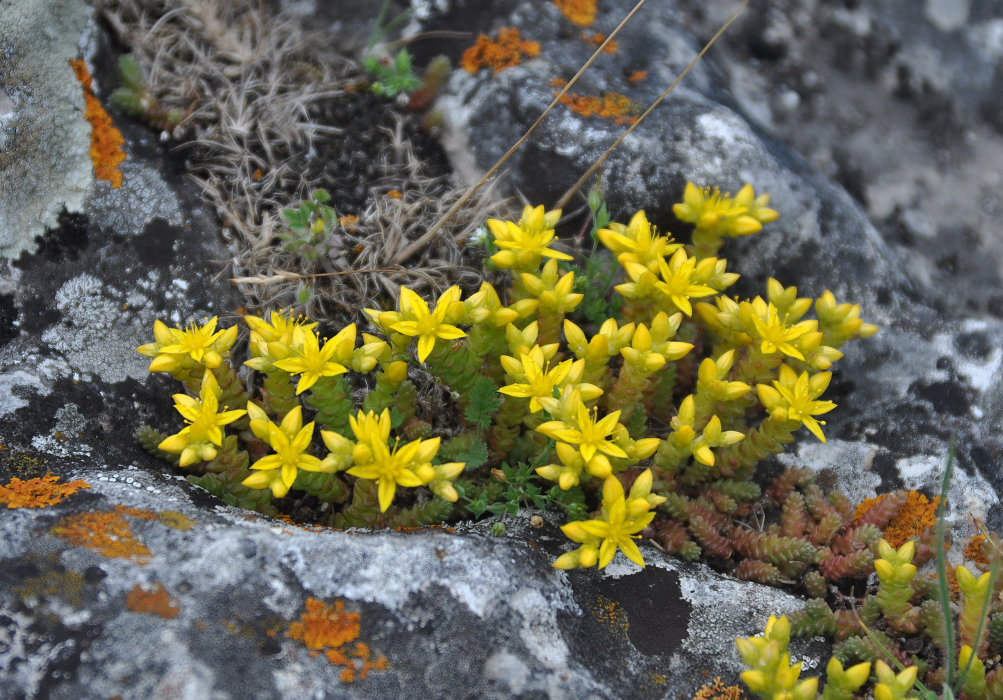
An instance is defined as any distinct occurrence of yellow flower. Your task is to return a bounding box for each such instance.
[243,310,317,372]
[537,401,627,464]
[241,405,324,498]
[487,205,570,270]
[499,353,574,413]
[654,249,718,316]
[757,364,837,442]
[272,325,351,394]
[141,317,238,374]
[464,281,520,327]
[673,182,771,237]
[555,475,655,569]
[158,372,246,467]
[691,415,744,466]
[751,301,817,360]
[346,408,443,512]
[597,209,681,271]
[696,351,751,401]
[390,286,467,362]
[520,258,583,314]
[873,660,919,700]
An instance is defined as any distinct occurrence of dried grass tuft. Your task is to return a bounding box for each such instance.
[98,0,504,328]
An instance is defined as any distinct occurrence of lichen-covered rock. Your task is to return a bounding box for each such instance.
[0,0,95,259]
[3,0,1003,697]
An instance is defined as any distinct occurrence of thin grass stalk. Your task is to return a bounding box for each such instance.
[553,0,749,211]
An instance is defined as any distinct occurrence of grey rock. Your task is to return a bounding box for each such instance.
[0,0,94,259]
[4,0,1003,698]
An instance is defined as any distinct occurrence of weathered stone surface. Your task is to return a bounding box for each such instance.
[3,0,1003,698]
[426,0,1003,532]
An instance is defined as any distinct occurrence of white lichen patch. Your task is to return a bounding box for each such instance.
[84,158,184,237]
[40,274,153,384]
[30,403,93,458]
[776,439,883,507]
[0,0,94,259]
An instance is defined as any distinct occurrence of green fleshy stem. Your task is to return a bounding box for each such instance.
[211,362,253,431]
[135,425,180,466]
[644,362,677,424]
[714,415,798,479]
[690,227,724,260]
[488,394,527,462]
[188,434,275,514]
[535,309,563,348]
[306,374,353,435]
[261,368,299,418]
[466,323,507,385]
[293,469,349,505]
[731,345,785,387]
[424,339,481,408]
[362,366,404,415]
[605,362,652,427]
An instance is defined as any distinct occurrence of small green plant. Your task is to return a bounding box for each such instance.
[361,0,421,98]
[363,49,422,98]
[110,54,185,132]
[279,188,339,261]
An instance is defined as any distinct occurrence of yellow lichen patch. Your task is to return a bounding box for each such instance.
[69,58,126,188]
[51,509,151,563]
[883,491,939,548]
[580,32,618,54]
[157,510,195,531]
[287,597,388,681]
[15,561,85,609]
[552,80,639,124]
[126,582,180,618]
[555,0,597,26]
[586,594,629,642]
[0,473,90,508]
[628,69,648,83]
[692,676,747,699]
[461,27,541,75]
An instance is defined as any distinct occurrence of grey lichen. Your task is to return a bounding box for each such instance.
[0,0,94,259]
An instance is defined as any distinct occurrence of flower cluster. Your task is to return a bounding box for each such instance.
[138,182,875,566]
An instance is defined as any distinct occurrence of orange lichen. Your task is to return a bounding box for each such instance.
[692,677,747,699]
[385,189,403,199]
[628,69,648,83]
[126,582,180,618]
[51,509,151,563]
[581,32,618,54]
[0,473,90,508]
[461,27,541,75]
[881,491,940,548]
[965,534,989,565]
[70,58,126,188]
[338,214,359,231]
[586,595,629,642]
[287,597,388,681]
[555,0,597,26]
[557,87,639,124]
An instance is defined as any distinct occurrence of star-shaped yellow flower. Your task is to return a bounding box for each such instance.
[242,405,323,498]
[757,364,836,442]
[487,205,570,271]
[654,249,717,316]
[272,325,351,394]
[555,475,655,569]
[158,372,246,467]
[391,286,467,362]
[499,353,574,413]
[537,401,627,464]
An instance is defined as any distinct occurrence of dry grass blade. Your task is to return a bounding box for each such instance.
[391,0,652,265]
[554,0,749,211]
